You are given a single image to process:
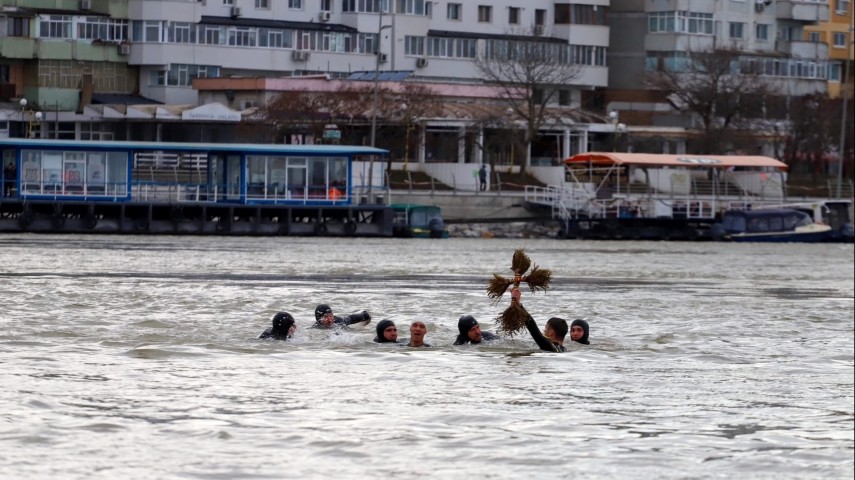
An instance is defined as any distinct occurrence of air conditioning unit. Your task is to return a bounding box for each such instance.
[80,0,92,10]
[230,6,242,17]
[292,50,310,61]
[415,57,428,68]
[378,52,388,64]
[117,44,130,55]
[319,11,331,22]
[755,0,765,12]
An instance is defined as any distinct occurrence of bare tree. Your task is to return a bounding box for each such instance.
[647,48,779,155]
[476,32,581,175]
[262,90,336,144]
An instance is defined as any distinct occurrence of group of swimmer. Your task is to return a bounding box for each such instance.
[259,288,591,352]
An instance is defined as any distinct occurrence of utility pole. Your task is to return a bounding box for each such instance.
[367,8,390,200]
[836,15,854,198]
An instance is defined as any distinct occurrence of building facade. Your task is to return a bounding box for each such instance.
[805,0,853,98]
[1,0,612,154]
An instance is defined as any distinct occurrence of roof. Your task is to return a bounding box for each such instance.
[0,138,387,156]
[565,152,788,170]
[346,71,412,82]
[200,15,356,33]
[91,94,161,105]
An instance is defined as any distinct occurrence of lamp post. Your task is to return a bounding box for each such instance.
[19,98,43,139]
[836,21,854,199]
[608,110,620,152]
[367,7,391,199]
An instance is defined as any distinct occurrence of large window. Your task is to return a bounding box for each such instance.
[342,0,389,13]
[555,4,607,25]
[246,155,347,201]
[396,0,428,15]
[19,149,128,198]
[833,32,846,47]
[151,64,221,87]
[648,11,714,35]
[756,24,770,42]
[78,16,128,42]
[38,15,73,38]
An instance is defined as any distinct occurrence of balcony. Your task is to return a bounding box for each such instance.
[776,1,829,22]
[775,40,829,59]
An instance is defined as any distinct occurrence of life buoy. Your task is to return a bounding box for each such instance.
[314,222,328,236]
[51,213,66,230]
[344,220,357,236]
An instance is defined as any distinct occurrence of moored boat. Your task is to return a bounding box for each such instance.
[391,204,448,238]
[710,208,833,242]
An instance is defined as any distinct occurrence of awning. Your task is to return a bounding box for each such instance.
[565,152,788,170]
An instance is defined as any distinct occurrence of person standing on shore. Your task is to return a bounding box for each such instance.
[478,164,487,191]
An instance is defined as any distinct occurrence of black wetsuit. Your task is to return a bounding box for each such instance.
[453,331,499,345]
[570,319,591,345]
[524,316,565,353]
[373,319,399,343]
[258,312,296,341]
[311,311,371,329]
[452,315,499,345]
[401,338,432,347]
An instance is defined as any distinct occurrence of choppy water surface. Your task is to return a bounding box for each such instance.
[0,235,852,480]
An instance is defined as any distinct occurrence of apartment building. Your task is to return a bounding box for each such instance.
[1,0,611,156]
[607,0,832,151]
[805,0,853,98]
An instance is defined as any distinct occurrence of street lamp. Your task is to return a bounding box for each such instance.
[608,110,619,152]
[367,8,392,199]
[836,21,854,199]
[19,98,43,139]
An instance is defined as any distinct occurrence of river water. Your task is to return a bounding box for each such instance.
[0,235,852,480]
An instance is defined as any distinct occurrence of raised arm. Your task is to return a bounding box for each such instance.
[513,288,560,353]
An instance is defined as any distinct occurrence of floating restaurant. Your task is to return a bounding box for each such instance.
[0,138,393,236]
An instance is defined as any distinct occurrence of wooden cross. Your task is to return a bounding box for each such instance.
[486,249,552,335]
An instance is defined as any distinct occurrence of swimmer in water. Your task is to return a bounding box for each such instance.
[569,319,590,345]
[373,319,399,343]
[404,321,431,347]
[311,304,371,329]
[511,288,567,352]
[258,312,297,341]
[452,315,499,345]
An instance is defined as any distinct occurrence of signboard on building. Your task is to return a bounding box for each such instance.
[181,103,241,122]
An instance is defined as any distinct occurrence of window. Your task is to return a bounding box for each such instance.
[79,17,129,42]
[447,3,461,20]
[151,64,220,87]
[256,0,270,8]
[508,7,520,25]
[837,0,850,14]
[756,23,769,42]
[223,0,234,5]
[397,0,428,15]
[342,0,389,13]
[648,11,713,35]
[288,0,302,9]
[405,35,425,55]
[729,22,744,39]
[556,4,607,25]
[829,62,841,81]
[535,9,546,26]
[167,22,195,44]
[808,31,821,42]
[321,0,332,11]
[558,89,571,106]
[478,5,492,23]
[38,15,73,39]
[833,32,846,47]
[7,17,31,37]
